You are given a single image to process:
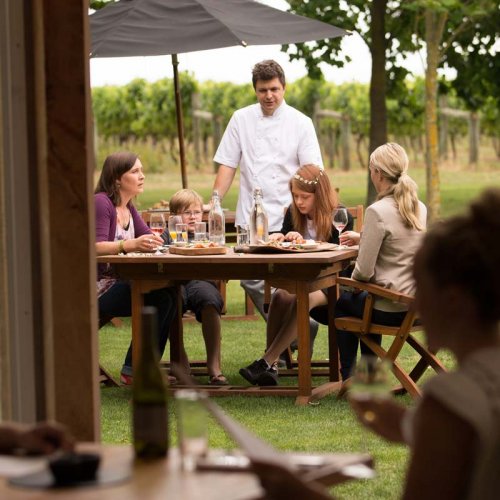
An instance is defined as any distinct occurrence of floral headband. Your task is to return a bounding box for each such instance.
[293,169,324,185]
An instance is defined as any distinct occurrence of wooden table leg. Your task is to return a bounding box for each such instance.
[130,280,145,373]
[169,285,186,365]
[328,285,340,382]
[295,283,312,405]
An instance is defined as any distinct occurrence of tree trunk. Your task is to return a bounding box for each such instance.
[367,0,388,206]
[424,9,447,222]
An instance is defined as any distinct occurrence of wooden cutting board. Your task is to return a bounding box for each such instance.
[169,245,228,255]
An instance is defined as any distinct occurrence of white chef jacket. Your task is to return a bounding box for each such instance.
[213,100,323,231]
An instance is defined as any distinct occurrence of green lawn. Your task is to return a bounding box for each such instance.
[99,166,495,498]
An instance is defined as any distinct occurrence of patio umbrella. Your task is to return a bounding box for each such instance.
[90,0,349,188]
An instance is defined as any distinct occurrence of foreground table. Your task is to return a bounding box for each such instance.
[0,444,372,499]
[97,248,357,404]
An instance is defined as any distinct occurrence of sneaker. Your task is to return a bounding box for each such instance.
[239,359,272,385]
[120,372,133,386]
[257,363,279,387]
[240,359,278,386]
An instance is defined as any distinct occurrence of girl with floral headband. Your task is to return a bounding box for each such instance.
[239,164,353,386]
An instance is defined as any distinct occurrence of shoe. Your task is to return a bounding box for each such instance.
[120,372,133,386]
[257,363,278,386]
[239,359,278,386]
[208,374,229,386]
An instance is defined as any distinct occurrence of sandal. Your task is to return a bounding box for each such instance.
[208,374,229,386]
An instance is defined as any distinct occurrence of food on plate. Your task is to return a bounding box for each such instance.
[192,241,219,249]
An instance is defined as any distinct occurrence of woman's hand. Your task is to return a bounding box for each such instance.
[339,231,360,246]
[269,233,285,242]
[349,396,407,443]
[134,234,164,252]
[284,231,304,242]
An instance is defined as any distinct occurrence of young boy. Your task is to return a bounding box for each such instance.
[164,189,227,385]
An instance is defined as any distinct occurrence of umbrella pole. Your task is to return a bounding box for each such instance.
[172,54,188,188]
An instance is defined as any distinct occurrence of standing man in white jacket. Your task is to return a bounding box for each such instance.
[213,59,322,353]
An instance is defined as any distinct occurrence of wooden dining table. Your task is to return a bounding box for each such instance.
[0,443,372,499]
[97,247,357,405]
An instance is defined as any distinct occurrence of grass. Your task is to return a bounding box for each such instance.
[100,281,456,499]
[98,155,492,498]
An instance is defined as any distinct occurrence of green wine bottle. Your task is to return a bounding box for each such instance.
[132,306,168,459]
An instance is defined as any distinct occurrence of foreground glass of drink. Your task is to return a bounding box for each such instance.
[175,390,208,471]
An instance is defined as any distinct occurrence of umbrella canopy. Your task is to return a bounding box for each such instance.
[90,0,349,187]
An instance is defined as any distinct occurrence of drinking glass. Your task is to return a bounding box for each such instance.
[168,215,182,243]
[149,213,166,253]
[333,208,349,247]
[175,390,208,471]
[175,223,188,244]
[194,221,207,242]
[236,225,249,247]
[349,356,392,452]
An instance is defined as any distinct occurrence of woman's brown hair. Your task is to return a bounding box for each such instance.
[94,151,139,206]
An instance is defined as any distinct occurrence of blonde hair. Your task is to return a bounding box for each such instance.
[169,189,203,214]
[370,143,424,231]
[289,164,337,241]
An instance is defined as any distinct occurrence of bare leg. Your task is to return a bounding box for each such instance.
[265,289,296,349]
[263,290,328,365]
[200,305,223,377]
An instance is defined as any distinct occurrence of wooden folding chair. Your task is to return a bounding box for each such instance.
[332,277,446,398]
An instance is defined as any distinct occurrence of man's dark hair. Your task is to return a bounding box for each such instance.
[251,60,286,89]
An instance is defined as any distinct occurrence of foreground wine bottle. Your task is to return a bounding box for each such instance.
[133,306,168,459]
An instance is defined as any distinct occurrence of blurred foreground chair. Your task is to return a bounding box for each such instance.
[312,277,446,398]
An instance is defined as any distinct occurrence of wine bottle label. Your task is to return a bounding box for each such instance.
[133,403,168,451]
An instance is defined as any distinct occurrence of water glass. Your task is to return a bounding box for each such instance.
[175,390,208,471]
[168,215,182,243]
[175,223,188,244]
[194,222,207,242]
[236,225,249,246]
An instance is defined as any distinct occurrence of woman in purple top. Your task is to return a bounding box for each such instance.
[95,152,176,385]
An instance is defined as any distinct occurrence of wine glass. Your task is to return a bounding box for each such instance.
[349,355,392,452]
[333,208,348,246]
[168,215,182,244]
[149,213,166,253]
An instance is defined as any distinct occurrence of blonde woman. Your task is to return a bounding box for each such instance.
[312,142,426,379]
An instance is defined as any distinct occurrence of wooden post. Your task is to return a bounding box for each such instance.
[341,114,351,171]
[213,115,222,174]
[192,92,201,168]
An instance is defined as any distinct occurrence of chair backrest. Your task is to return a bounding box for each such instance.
[346,205,364,232]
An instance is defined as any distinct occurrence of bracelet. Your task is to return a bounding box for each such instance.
[118,240,127,254]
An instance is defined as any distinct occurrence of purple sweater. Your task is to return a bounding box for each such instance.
[95,192,150,278]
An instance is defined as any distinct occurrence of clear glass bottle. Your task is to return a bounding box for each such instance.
[133,306,168,459]
[249,187,269,244]
[208,189,225,245]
